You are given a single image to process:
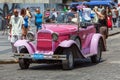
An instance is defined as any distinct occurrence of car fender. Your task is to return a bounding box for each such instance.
[14,40,36,54]
[90,33,103,55]
[58,40,77,48]
[56,40,84,58]
[82,33,94,49]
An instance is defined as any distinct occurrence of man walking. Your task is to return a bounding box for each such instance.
[9,9,24,52]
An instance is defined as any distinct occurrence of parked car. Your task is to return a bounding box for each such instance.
[13,12,106,70]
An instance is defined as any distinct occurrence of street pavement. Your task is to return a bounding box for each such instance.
[0,27,120,64]
[0,34,120,80]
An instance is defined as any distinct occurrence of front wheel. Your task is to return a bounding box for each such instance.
[19,58,30,69]
[19,48,30,69]
[62,49,74,70]
[91,38,102,63]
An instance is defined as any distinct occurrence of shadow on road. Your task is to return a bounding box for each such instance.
[18,59,106,71]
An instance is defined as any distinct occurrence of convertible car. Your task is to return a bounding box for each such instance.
[13,12,106,70]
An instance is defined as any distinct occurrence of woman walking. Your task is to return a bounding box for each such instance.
[106,7,112,30]
[94,8,108,49]
[21,8,29,39]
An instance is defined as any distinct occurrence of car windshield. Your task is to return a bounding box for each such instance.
[43,11,78,24]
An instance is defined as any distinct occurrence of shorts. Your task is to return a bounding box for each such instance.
[100,26,108,39]
[36,22,42,29]
[112,18,117,24]
[10,35,22,43]
[24,25,28,28]
[37,25,42,30]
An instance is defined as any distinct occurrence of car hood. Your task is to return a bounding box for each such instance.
[40,24,78,35]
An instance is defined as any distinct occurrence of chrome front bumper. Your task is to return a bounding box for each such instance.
[14,53,67,60]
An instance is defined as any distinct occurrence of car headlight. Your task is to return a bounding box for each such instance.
[26,32,35,41]
[52,33,58,41]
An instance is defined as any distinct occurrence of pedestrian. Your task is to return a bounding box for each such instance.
[106,6,112,30]
[117,4,120,27]
[112,6,118,27]
[49,8,58,23]
[98,5,104,13]
[67,7,77,23]
[35,8,42,32]
[6,14,11,40]
[63,6,68,12]
[77,4,86,22]
[57,12,65,23]
[2,14,11,35]
[21,8,29,39]
[26,7,32,29]
[91,6,98,23]
[44,8,51,23]
[9,9,24,52]
[26,7,32,19]
[82,4,91,22]
[95,8,108,48]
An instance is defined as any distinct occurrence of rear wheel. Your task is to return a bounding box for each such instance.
[19,48,30,69]
[91,38,102,63]
[62,49,74,70]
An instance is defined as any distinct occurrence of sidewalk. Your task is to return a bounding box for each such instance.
[0,27,120,64]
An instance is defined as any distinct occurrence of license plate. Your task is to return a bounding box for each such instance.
[32,54,44,60]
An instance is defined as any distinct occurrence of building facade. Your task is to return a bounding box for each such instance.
[0,0,62,3]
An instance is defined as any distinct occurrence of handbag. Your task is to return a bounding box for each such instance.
[107,16,112,28]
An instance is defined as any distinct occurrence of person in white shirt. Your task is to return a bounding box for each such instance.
[50,8,58,22]
[52,8,57,18]
[112,7,118,27]
[9,9,25,52]
[82,4,91,22]
[92,6,98,23]
[98,5,105,13]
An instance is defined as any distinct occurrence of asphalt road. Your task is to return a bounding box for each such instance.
[0,34,120,80]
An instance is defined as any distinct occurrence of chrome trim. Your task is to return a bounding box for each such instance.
[14,53,67,60]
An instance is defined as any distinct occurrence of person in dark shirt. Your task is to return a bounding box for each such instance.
[95,8,108,49]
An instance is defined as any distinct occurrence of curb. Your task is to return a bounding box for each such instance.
[108,31,120,36]
[0,59,18,64]
[0,31,120,64]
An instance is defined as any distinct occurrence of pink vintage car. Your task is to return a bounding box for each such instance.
[14,14,106,70]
